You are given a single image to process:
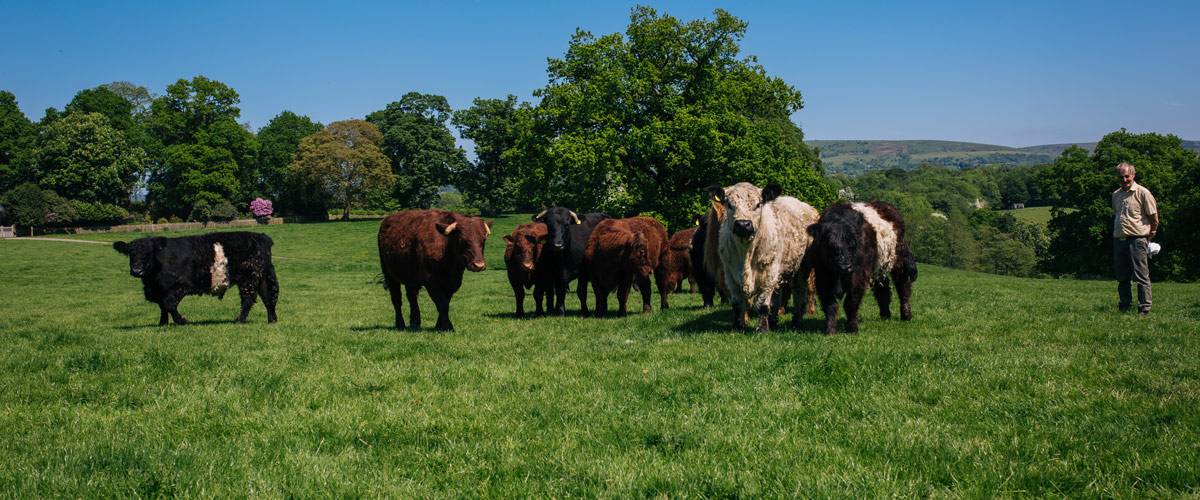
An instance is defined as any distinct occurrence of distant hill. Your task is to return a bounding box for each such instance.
[808,139,1200,175]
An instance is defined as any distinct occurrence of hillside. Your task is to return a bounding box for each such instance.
[2,220,1199,496]
[809,139,1200,175]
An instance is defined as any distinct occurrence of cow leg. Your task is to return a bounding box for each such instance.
[387,283,406,330]
[895,274,914,321]
[164,291,188,325]
[873,278,893,319]
[640,275,655,313]
[235,282,258,323]
[791,268,810,329]
[699,279,715,308]
[554,275,569,316]
[592,282,608,317]
[511,281,526,318]
[655,271,669,311]
[533,284,546,316]
[617,280,632,316]
[259,263,279,323]
[576,275,590,316]
[757,303,773,333]
[429,288,454,331]
[157,303,169,326]
[775,286,791,318]
[844,286,866,334]
[405,284,422,330]
[816,272,839,334]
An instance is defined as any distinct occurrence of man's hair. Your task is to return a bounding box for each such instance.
[1115,162,1136,174]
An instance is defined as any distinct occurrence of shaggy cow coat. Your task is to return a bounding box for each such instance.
[709,183,820,331]
[661,227,697,295]
[582,216,670,316]
[801,201,917,334]
[113,232,279,326]
[378,209,492,331]
[504,222,554,317]
[533,208,609,315]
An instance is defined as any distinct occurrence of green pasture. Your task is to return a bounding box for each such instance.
[1,216,1198,496]
[1003,206,1074,226]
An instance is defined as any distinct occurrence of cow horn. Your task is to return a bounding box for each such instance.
[570,211,581,224]
[484,222,491,236]
[442,222,458,235]
[534,209,548,221]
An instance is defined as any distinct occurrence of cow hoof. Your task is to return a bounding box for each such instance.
[175,318,188,325]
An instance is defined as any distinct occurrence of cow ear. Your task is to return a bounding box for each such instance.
[503,234,513,243]
[113,241,130,255]
[436,221,459,236]
[706,185,726,204]
[762,183,782,203]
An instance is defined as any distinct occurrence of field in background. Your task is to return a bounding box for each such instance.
[1,217,1198,496]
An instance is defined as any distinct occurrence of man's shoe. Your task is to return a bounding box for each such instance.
[1139,309,1150,316]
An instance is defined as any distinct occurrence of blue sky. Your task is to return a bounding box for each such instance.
[1,0,1196,147]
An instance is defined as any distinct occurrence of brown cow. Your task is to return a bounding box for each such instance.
[504,222,553,317]
[662,227,697,295]
[583,216,669,316]
[378,209,492,331]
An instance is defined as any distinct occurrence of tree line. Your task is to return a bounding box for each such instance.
[834,129,1199,281]
[1,6,1196,280]
[0,6,832,232]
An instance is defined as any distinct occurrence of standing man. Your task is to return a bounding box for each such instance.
[1111,162,1158,314]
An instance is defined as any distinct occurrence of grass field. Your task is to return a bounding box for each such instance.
[2,216,1199,496]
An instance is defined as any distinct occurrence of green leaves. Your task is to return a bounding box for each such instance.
[289,120,394,220]
[522,6,830,229]
[37,112,146,206]
[368,93,467,209]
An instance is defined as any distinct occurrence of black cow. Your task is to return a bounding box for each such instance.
[689,215,726,308]
[113,232,279,325]
[533,207,609,315]
[800,202,916,334]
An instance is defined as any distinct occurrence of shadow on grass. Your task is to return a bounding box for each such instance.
[115,318,242,330]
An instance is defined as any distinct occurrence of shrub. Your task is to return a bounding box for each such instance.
[211,200,238,222]
[70,200,129,226]
[189,200,213,222]
[250,198,273,218]
[1,183,77,227]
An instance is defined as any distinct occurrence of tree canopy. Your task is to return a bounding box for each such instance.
[0,91,38,193]
[514,6,832,228]
[367,92,467,209]
[258,111,324,215]
[289,120,394,220]
[36,112,145,206]
[1040,130,1200,280]
[451,95,527,216]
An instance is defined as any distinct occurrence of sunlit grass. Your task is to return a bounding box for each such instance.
[1,216,1198,496]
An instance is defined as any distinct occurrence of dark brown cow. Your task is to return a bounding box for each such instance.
[583,216,669,316]
[662,227,697,295]
[378,209,492,331]
[504,222,553,317]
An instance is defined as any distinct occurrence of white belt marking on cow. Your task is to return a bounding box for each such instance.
[211,243,230,295]
[851,203,897,280]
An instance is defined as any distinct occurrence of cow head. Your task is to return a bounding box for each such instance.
[709,182,762,239]
[113,238,165,277]
[504,223,547,272]
[807,218,858,274]
[437,214,492,272]
[533,207,580,252]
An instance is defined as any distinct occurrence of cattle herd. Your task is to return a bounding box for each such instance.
[112,182,916,334]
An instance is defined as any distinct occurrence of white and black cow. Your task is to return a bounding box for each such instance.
[801,201,916,334]
[114,232,279,325]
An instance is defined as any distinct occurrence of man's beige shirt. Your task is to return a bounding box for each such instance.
[1112,182,1158,238]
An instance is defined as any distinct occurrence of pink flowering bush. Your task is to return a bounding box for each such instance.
[250,198,274,218]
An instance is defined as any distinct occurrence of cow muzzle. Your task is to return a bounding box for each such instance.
[130,267,144,277]
[521,261,535,271]
[733,219,755,237]
[468,260,487,272]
